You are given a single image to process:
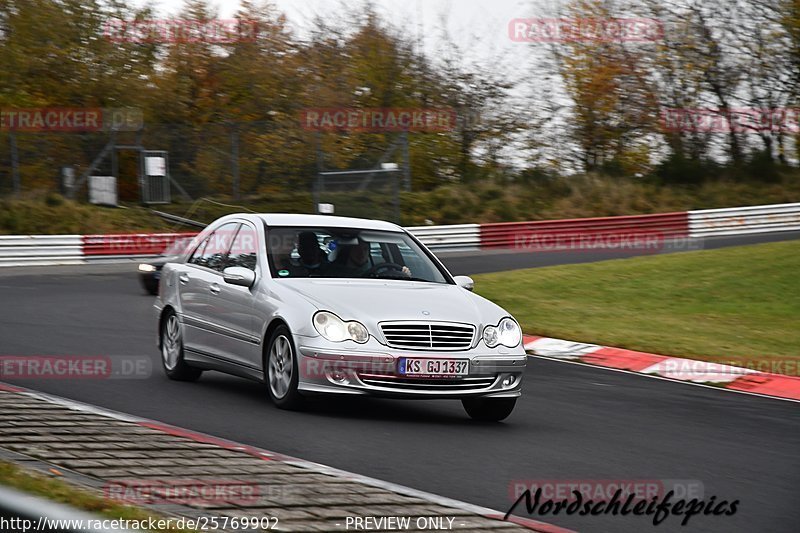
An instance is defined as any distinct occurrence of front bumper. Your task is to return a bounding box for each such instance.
[296,344,526,399]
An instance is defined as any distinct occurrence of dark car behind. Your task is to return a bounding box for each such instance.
[138,237,192,295]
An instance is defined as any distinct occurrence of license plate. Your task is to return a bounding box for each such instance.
[398,358,469,377]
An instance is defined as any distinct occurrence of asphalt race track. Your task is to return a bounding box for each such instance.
[1,235,799,532]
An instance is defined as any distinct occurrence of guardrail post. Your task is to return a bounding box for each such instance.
[9,132,20,196]
[402,131,411,191]
[231,123,240,201]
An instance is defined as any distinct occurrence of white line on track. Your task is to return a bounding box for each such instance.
[527,354,800,404]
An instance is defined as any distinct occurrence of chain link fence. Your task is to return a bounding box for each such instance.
[0,121,410,222]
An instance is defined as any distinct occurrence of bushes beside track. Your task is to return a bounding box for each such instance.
[2,171,800,234]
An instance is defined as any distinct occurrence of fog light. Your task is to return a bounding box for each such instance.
[502,375,516,388]
[329,369,350,385]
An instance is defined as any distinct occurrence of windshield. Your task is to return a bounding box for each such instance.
[266,227,449,283]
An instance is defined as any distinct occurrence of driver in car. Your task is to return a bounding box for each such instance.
[345,239,373,276]
[342,239,412,278]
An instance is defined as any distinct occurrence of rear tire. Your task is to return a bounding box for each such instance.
[462,397,516,422]
[160,311,202,382]
[265,325,305,410]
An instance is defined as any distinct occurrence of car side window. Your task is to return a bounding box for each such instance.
[187,237,209,266]
[369,242,384,263]
[227,224,258,271]
[188,223,240,271]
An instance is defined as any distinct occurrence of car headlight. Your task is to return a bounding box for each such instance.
[483,317,521,348]
[138,264,157,272]
[313,311,369,343]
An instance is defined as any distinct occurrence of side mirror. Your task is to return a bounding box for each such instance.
[223,266,256,288]
[453,275,474,292]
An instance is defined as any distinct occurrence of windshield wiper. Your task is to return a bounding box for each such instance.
[370,275,432,282]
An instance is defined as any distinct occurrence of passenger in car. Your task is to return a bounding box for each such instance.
[296,231,329,276]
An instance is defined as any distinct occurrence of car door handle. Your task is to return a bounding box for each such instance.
[209,283,221,294]
[179,273,190,284]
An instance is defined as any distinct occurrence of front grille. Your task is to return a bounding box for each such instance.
[379,322,475,351]
[358,374,497,392]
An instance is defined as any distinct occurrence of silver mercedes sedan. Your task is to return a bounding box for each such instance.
[154,214,526,421]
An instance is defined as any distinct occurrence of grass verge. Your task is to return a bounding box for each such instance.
[0,461,190,532]
[473,240,800,374]
[2,172,800,234]
[0,194,173,235]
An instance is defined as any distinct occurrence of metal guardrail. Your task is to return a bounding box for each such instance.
[689,202,800,237]
[1,203,799,267]
[0,235,84,267]
[145,212,488,251]
[406,224,481,252]
[82,233,196,260]
[480,212,689,249]
[85,225,482,257]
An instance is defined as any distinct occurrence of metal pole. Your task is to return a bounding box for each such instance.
[111,139,118,182]
[138,148,146,204]
[319,168,401,176]
[135,130,144,204]
[231,123,240,201]
[393,169,400,224]
[10,132,20,196]
[314,131,323,213]
[402,131,411,191]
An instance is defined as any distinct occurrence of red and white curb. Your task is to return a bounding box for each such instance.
[523,335,800,402]
[0,381,570,533]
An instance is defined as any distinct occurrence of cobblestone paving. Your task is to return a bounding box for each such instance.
[0,390,546,532]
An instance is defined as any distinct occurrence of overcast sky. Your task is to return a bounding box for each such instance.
[133,0,570,167]
[137,0,549,66]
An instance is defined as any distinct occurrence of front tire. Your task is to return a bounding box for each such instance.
[265,325,304,410]
[160,311,202,382]
[141,276,159,296]
[462,397,517,422]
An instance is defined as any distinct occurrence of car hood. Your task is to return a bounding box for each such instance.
[276,278,509,329]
